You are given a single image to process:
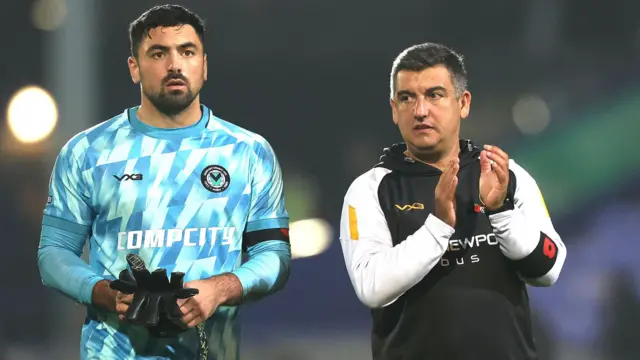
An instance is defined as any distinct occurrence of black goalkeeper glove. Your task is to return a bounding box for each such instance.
[110,253,199,338]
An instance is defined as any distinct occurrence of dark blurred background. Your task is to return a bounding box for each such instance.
[1,0,639,359]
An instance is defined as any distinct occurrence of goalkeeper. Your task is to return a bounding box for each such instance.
[36,5,291,360]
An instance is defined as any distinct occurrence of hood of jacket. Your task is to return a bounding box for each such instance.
[375,139,481,175]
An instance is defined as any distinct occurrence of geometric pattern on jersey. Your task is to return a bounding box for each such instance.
[45,105,288,360]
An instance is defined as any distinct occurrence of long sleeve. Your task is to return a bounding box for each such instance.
[38,140,102,304]
[339,168,455,309]
[38,217,102,304]
[233,240,291,302]
[233,136,291,300]
[489,159,567,286]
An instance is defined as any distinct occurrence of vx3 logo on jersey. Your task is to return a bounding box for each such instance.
[395,203,424,211]
[114,174,143,181]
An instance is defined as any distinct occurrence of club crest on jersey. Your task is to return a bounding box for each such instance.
[201,165,230,193]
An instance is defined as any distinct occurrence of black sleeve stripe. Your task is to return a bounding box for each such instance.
[242,228,290,252]
[512,232,558,278]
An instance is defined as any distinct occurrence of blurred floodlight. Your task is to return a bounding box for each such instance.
[512,94,551,135]
[7,86,59,144]
[290,218,333,259]
[31,0,68,31]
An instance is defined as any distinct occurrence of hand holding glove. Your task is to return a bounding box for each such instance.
[110,253,199,337]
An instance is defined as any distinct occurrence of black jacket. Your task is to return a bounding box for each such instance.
[339,140,566,360]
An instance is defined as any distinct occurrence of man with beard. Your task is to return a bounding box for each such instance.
[37,5,291,360]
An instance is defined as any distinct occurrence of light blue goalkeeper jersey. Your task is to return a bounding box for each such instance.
[40,105,289,359]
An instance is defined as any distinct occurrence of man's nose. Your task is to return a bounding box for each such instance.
[413,97,429,119]
[167,54,182,73]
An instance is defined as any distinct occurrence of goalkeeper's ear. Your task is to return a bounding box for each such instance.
[128,56,140,85]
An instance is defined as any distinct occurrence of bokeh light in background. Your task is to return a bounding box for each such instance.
[282,172,334,259]
[7,86,59,144]
[31,0,67,31]
[512,94,551,135]
[3,1,640,359]
[289,218,333,259]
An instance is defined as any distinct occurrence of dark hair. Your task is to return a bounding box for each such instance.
[128,4,206,58]
[390,43,468,99]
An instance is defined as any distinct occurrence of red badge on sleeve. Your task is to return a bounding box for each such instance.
[542,236,557,259]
